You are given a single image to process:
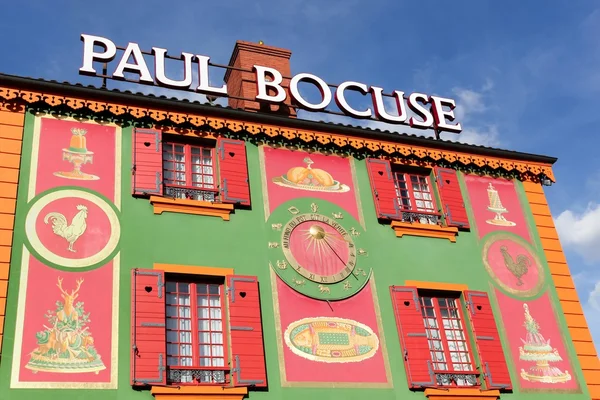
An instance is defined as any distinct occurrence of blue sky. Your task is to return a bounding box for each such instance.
[1,1,599,348]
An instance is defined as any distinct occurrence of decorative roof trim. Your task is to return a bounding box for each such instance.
[0,86,555,183]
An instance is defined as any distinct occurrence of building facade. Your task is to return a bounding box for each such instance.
[0,40,598,400]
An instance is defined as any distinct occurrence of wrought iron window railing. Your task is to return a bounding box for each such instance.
[167,366,230,385]
[434,370,479,387]
[400,210,441,225]
[165,184,219,202]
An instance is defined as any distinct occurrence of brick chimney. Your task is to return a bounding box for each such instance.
[224,40,296,117]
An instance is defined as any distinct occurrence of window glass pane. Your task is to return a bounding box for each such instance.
[199,307,210,318]
[209,285,220,295]
[209,297,221,307]
[199,320,210,331]
[212,332,223,344]
[197,295,209,307]
[200,358,212,367]
[197,285,208,295]
[166,306,177,317]
[180,331,192,343]
[199,332,210,344]
[166,331,178,343]
[178,307,191,318]
[210,308,222,319]
[178,283,189,293]
[211,320,223,331]
[213,358,225,367]
[212,345,224,357]
[200,344,211,357]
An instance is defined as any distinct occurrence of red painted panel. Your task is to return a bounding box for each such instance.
[227,275,267,387]
[366,158,400,219]
[464,291,512,390]
[434,167,470,228]
[17,257,114,383]
[390,286,435,388]
[276,277,389,385]
[463,174,531,241]
[131,268,166,386]
[218,138,251,206]
[35,117,116,200]
[494,290,578,391]
[263,147,360,220]
[132,128,163,196]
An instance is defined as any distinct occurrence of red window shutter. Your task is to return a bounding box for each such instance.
[131,268,166,386]
[226,275,267,387]
[464,291,512,391]
[132,128,163,196]
[390,286,435,388]
[217,138,251,206]
[434,167,470,229]
[366,158,400,219]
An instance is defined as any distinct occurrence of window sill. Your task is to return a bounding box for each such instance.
[391,221,458,242]
[150,196,234,220]
[424,388,499,399]
[151,385,248,400]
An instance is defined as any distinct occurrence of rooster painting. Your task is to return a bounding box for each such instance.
[500,245,531,286]
[44,205,88,252]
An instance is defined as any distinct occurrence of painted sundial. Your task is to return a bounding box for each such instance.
[482,233,545,297]
[267,199,371,300]
[25,188,120,269]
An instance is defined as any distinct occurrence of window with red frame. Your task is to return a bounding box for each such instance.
[165,279,227,385]
[419,294,478,387]
[162,142,218,201]
[392,171,439,224]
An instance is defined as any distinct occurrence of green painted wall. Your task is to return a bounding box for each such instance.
[0,112,590,399]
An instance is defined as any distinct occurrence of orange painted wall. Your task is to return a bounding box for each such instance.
[523,181,600,399]
[0,103,24,357]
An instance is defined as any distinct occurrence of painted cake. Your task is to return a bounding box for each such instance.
[68,128,89,153]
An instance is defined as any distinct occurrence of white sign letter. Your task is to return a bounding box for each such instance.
[290,73,332,111]
[430,96,462,133]
[254,66,286,103]
[335,81,372,118]
[152,47,193,89]
[370,87,408,123]
[408,92,434,129]
[79,34,117,75]
[113,42,153,84]
[196,55,228,95]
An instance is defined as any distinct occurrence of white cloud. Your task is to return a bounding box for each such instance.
[455,125,501,147]
[589,281,600,311]
[555,203,600,264]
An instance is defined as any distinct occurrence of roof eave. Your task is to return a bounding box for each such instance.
[0,73,557,165]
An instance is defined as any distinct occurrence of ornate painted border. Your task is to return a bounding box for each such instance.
[0,88,555,183]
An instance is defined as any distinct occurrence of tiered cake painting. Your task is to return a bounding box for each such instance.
[10,117,120,389]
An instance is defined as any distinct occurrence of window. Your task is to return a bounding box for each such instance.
[132,129,251,208]
[162,142,218,202]
[165,279,227,384]
[393,171,438,224]
[366,159,470,230]
[131,269,267,389]
[419,294,476,387]
[390,286,512,391]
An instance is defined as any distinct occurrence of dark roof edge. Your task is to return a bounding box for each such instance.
[0,73,557,165]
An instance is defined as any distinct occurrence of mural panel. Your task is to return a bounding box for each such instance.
[260,146,362,223]
[272,273,391,387]
[11,254,118,387]
[463,175,531,242]
[31,117,119,202]
[494,289,579,392]
[10,116,121,389]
